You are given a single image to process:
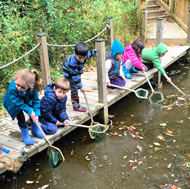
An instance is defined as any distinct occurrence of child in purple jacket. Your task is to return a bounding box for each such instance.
[122,39,147,79]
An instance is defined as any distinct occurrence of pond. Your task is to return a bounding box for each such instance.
[1,58,190,189]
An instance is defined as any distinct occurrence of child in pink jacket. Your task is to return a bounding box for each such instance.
[122,39,147,79]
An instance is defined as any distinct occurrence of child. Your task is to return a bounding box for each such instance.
[106,39,126,87]
[122,39,147,79]
[63,42,96,112]
[142,43,171,82]
[3,69,43,146]
[39,78,70,134]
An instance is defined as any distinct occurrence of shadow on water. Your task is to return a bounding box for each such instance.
[2,58,190,189]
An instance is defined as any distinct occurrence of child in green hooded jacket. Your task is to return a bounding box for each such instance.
[142,43,171,82]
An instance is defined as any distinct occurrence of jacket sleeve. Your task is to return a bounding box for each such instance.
[127,49,144,69]
[31,90,41,116]
[86,49,96,59]
[9,89,33,117]
[105,59,112,83]
[60,96,69,122]
[40,96,58,124]
[152,57,166,75]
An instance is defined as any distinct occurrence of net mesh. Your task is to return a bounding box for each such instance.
[88,122,110,142]
[135,88,149,99]
[47,146,65,168]
[149,92,164,104]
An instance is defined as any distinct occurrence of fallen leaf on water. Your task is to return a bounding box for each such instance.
[132,166,137,170]
[26,181,34,184]
[157,134,165,141]
[153,142,161,146]
[121,176,126,180]
[166,129,173,134]
[108,114,115,118]
[159,123,167,127]
[110,132,118,136]
[177,120,184,124]
[187,153,190,158]
[167,163,171,168]
[70,150,74,156]
[41,185,49,189]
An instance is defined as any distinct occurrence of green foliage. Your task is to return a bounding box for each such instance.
[0,0,143,106]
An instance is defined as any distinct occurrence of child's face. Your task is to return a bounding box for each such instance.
[15,78,28,92]
[115,52,123,60]
[53,88,67,99]
[76,55,86,63]
[160,51,167,57]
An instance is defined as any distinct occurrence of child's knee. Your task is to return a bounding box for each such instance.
[41,124,57,134]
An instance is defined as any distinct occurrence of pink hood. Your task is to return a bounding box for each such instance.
[122,44,144,69]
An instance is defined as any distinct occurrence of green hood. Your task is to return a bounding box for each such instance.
[156,43,168,56]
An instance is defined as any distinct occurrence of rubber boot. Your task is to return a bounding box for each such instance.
[31,121,43,139]
[122,67,132,79]
[130,65,138,73]
[71,97,87,112]
[19,127,34,145]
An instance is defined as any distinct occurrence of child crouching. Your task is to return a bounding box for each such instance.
[40,78,70,134]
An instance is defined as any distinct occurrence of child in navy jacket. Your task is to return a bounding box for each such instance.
[40,78,70,134]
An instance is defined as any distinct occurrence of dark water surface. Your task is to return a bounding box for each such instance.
[2,60,190,189]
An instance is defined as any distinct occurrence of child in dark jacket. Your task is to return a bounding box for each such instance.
[40,78,70,134]
[63,42,96,112]
[106,39,126,87]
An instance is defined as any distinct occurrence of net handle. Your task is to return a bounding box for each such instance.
[169,81,185,95]
[34,121,52,146]
[110,84,149,99]
[83,92,94,122]
[143,71,154,92]
[61,123,89,128]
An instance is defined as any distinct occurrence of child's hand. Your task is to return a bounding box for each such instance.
[30,111,37,122]
[106,82,111,87]
[121,76,125,80]
[166,76,171,83]
[94,49,97,53]
[63,120,70,127]
[80,88,86,93]
[55,121,62,126]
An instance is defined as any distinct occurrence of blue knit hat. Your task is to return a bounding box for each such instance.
[111,40,124,72]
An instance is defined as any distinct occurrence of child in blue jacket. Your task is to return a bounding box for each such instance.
[40,78,70,134]
[63,42,96,112]
[3,69,43,146]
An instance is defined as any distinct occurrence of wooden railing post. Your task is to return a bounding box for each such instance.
[156,18,164,87]
[95,38,108,124]
[142,8,147,39]
[107,17,114,49]
[37,33,51,88]
[187,6,190,44]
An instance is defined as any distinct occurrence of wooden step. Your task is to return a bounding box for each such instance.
[146,4,161,11]
[147,9,167,17]
[147,14,171,20]
[146,0,157,6]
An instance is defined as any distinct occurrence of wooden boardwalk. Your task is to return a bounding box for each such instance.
[0,45,189,174]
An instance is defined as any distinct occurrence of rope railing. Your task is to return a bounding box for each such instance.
[0,43,40,70]
[47,25,109,48]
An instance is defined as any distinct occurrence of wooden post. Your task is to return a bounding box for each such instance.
[187,6,190,44]
[95,39,108,124]
[107,17,114,48]
[156,18,164,87]
[142,8,147,39]
[37,33,51,88]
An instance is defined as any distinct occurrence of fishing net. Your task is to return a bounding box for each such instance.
[149,91,164,104]
[47,146,65,168]
[0,151,28,173]
[88,121,111,142]
[135,88,149,99]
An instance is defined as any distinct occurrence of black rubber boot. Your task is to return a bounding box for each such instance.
[71,97,87,112]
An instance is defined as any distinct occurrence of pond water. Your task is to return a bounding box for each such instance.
[2,59,190,189]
